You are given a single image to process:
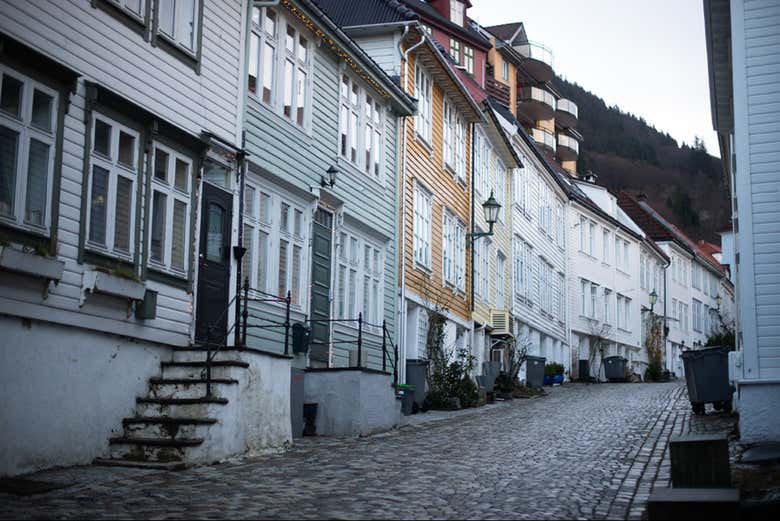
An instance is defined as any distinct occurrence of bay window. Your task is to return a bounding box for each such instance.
[0,66,58,233]
[249,6,310,128]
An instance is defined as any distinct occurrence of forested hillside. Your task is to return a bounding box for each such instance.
[554,77,729,242]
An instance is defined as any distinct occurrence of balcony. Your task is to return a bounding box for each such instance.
[556,98,578,128]
[514,41,554,82]
[557,133,579,161]
[517,86,555,121]
[531,127,556,153]
[486,76,511,108]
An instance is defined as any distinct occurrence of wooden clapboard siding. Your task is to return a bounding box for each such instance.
[243,3,400,365]
[0,0,245,346]
[402,52,471,323]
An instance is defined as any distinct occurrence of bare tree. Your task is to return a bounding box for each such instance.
[587,319,613,381]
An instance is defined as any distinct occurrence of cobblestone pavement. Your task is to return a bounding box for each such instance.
[0,381,737,520]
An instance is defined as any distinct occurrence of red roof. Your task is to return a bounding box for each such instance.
[450,63,487,105]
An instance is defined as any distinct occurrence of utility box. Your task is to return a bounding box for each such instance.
[669,434,731,488]
[134,289,157,320]
[292,323,311,354]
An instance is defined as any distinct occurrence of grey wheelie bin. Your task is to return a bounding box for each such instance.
[681,346,733,415]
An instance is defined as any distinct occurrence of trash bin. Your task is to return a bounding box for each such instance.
[604,356,628,382]
[681,346,733,415]
[398,385,416,416]
[526,356,546,389]
[291,323,311,354]
[578,360,591,382]
[405,359,429,409]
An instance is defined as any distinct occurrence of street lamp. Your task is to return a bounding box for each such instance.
[321,165,339,188]
[716,294,722,309]
[649,289,658,313]
[469,191,501,242]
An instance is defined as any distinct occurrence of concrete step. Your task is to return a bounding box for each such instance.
[93,458,186,471]
[172,348,245,364]
[647,487,739,520]
[161,360,248,380]
[108,436,203,463]
[134,396,229,418]
[122,416,217,440]
[147,378,238,399]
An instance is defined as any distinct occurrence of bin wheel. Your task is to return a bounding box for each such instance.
[723,400,733,413]
[692,403,706,415]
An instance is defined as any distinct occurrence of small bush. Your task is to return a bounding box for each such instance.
[544,362,565,377]
[426,348,479,410]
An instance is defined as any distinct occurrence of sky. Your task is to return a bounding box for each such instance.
[470,0,720,157]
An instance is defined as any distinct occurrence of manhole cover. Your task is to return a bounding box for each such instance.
[0,478,69,496]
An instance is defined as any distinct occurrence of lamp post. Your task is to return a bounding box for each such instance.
[716,294,722,310]
[649,289,658,314]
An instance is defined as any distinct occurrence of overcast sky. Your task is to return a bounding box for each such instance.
[470,0,720,157]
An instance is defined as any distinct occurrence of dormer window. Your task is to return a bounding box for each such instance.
[450,1,464,26]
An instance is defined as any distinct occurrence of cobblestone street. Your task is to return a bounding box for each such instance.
[0,382,737,520]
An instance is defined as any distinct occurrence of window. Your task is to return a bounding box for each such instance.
[693,299,702,332]
[243,180,307,307]
[413,183,432,268]
[495,160,506,222]
[442,211,466,291]
[464,46,474,75]
[502,61,509,81]
[442,99,465,180]
[589,221,596,256]
[557,272,565,323]
[249,7,310,128]
[157,0,200,53]
[640,254,646,290]
[603,288,612,324]
[336,230,384,324]
[496,252,506,309]
[475,234,490,302]
[617,294,631,330]
[590,282,598,319]
[623,240,629,270]
[148,144,192,274]
[105,0,145,20]
[513,237,525,301]
[340,75,383,179]
[556,201,564,248]
[474,129,490,197]
[414,65,432,143]
[538,259,554,315]
[450,0,464,25]
[580,279,588,316]
[86,113,140,259]
[0,66,58,233]
[450,38,460,65]
[602,229,610,263]
[579,215,587,252]
[513,162,530,213]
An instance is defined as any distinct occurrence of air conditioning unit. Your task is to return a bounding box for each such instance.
[490,310,512,335]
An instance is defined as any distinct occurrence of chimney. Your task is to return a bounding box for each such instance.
[580,170,598,184]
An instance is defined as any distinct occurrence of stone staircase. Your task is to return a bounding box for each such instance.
[94,347,249,470]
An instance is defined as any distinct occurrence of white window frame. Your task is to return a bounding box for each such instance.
[335,228,384,326]
[243,177,309,309]
[450,0,464,25]
[495,159,506,222]
[85,113,140,260]
[464,46,474,75]
[413,182,432,269]
[414,64,433,143]
[157,0,200,54]
[496,251,506,309]
[474,128,490,198]
[602,229,610,263]
[449,38,461,64]
[339,74,384,181]
[148,142,192,275]
[502,61,509,81]
[0,65,58,235]
[249,6,311,129]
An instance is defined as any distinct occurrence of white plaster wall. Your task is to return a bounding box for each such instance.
[738,384,780,444]
[0,314,170,476]
[304,370,398,437]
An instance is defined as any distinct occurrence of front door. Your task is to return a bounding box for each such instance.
[309,208,333,364]
[195,183,233,345]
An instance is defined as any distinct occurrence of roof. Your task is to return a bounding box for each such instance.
[618,193,726,275]
[312,0,418,27]
[704,0,734,134]
[698,240,722,256]
[485,22,527,46]
[401,0,491,50]
[300,0,416,114]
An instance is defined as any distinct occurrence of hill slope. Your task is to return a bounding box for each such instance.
[554,77,728,243]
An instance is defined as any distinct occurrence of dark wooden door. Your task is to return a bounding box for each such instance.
[309,208,333,364]
[195,183,233,345]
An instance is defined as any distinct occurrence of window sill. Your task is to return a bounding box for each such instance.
[92,0,148,39]
[0,245,64,282]
[147,266,189,290]
[84,245,134,268]
[413,261,432,275]
[154,32,200,74]
[248,98,313,144]
[414,134,434,156]
[617,268,631,277]
[80,268,146,306]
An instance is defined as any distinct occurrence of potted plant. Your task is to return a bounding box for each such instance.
[543,362,565,386]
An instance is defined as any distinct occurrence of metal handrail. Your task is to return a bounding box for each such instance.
[515,40,554,68]
[520,86,555,109]
[556,98,578,118]
[531,127,556,151]
[557,133,580,154]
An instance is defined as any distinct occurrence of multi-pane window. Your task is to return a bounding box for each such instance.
[474,236,491,303]
[495,251,506,309]
[580,279,588,316]
[442,99,465,180]
[640,253,647,290]
[449,38,461,64]
[157,0,200,52]
[249,7,310,128]
[414,65,433,143]
[336,230,383,324]
[495,160,506,222]
[86,113,140,259]
[603,288,612,324]
[693,299,703,332]
[602,229,610,263]
[590,282,598,319]
[106,0,145,20]
[474,128,490,197]
[513,237,525,301]
[539,259,554,315]
[513,162,531,213]
[442,211,466,291]
[617,294,631,330]
[615,237,630,270]
[464,46,474,75]
[149,144,191,274]
[556,201,564,248]
[589,221,596,257]
[450,0,464,25]
[0,66,58,233]
[243,181,307,307]
[557,272,565,323]
[413,183,432,268]
[340,75,383,179]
